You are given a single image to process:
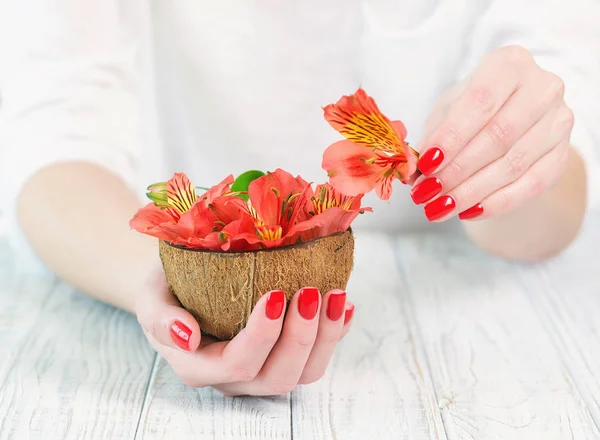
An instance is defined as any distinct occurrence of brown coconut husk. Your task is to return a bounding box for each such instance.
[158,230,355,340]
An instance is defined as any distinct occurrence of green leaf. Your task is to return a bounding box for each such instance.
[231,170,265,201]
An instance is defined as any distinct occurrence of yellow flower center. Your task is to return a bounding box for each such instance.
[257,225,283,241]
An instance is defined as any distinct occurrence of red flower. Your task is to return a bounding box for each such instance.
[322,88,419,200]
[131,169,372,251]
[130,173,200,244]
[232,169,314,249]
[301,183,371,241]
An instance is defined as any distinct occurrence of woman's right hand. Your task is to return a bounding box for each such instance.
[135,269,355,396]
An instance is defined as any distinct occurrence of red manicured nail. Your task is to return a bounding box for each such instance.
[298,287,320,320]
[418,147,444,176]
[424,195,456,221]
[459,203,484,220]
[344,304,355,324]
[265,290,285,320]
[170,321,192,351]
[410,177,443,205]
[326,290,347,321]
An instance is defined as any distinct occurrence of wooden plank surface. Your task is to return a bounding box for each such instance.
[515,222,600,428]
[136,356,291,440]
[1,212,600,440]
[0,243,155,440]
[394,229,600,440]
[290,233,445,440]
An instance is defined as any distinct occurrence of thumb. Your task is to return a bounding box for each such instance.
[136,270,201,352]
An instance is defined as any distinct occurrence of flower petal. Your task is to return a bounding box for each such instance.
[166,173,198,214]
[322,140,387,196]
[129,203,183,241]
[247,168,308,226]
[197,174,235,208]
[323,88,408,156]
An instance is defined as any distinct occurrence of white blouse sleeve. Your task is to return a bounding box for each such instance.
[456,0,600,215]
[0,1,142,262]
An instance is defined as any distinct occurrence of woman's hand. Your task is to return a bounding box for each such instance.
[410,45,575,222]
[135,268,354,396]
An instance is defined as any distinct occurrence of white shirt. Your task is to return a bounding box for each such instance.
[1,0,599,272]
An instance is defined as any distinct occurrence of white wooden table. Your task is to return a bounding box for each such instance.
[1,215,600,440]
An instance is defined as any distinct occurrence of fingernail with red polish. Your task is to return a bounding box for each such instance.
[170,321,192,351]
[418,147,444,176]
[344,304,355,325]
[424,195,456,221]
[298,287,320,320]
[265,290,285,320]
[459,203,484,220]
[326,290,346,321]
[410,177,443,205]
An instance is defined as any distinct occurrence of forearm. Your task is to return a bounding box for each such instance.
[462,146,587,262]
[16,162,158,312]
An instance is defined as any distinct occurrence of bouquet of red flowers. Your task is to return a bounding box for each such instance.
[130,88,418,339]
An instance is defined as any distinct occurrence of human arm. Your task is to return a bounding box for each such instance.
[2,1,354,395]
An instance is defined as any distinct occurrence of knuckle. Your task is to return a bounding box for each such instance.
[230,366,259,382]
[544,71,566,97]
[558,107,575,132]
[439,125,463,147]
[321,333,341,345]
[446,157,467,177]
[457,178,479,201]
[299,371,325,385]
[287,334,316,349]
[267,382,297,396]
[180,373,206,389]
[147,320,159,340]
[502,45,534,66]
[487,119,514,152]
[467,86,496,115]
[528,174,546,199]
[505,149,529,178]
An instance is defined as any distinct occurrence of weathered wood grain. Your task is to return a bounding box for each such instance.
[0,250,155,440]
[135,356,291,440]
[291,233,446,440]
[515,222,600,429]
[394,230,600,439]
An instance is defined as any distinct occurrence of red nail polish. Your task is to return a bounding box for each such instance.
[298,287,320,320]
[265,290,285,320]
[326,290,346,321]
[344,304,355,325]
[424,195,456,221]
[170,321,192,351]
[410,177,443,205]
[459,203,484,220]
[418,147,444,176]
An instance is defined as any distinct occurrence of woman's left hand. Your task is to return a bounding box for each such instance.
[410,45,575,222]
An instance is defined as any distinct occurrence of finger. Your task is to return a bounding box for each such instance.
[339,302,355,340]
[461,142,570,221]
[218,290,286,382]
[298,289,347,384]
[423,106,573,222]
[411,70,565,203]
[220,287,321,396]
[136,271,201,352]
[417,46,535,176]
[162,291,285,387]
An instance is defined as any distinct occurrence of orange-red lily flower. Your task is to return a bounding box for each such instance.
[301,183,371,241]
[131,169,372,251]
[322,88,419,200]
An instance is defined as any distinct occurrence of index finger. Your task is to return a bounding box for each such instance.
[417,48,531,176]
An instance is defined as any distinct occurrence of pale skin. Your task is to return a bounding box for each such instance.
[410,45,586,261]
[16,46,587,396]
